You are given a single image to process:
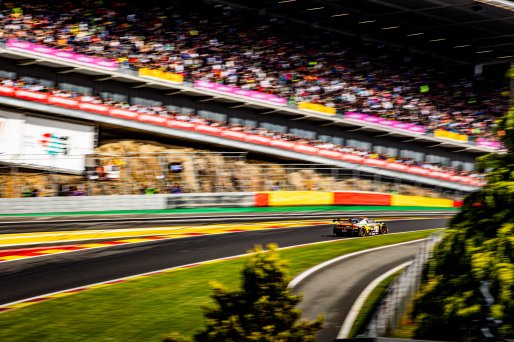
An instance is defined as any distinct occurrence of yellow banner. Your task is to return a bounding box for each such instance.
[298,102,336,115]
[434,129,468,142]
[267,191,333,206]
[138,68,183,84]
[391,195,454,207]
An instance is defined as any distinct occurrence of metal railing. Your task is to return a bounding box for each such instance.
[364,233,442,337]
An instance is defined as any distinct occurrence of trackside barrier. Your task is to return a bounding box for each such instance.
[390,194,454,207]
[254,191,458,208]
[166,193,254,209]
[0,195,168,214]
[0,191,461,214]
[333,192,390,206]
[0,84,485,189]
[365,235,442,337]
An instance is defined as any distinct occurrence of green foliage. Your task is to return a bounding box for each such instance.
[164,244,323,342]
[412,78,514,340]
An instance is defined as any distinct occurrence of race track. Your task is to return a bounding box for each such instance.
[0,217,448,307]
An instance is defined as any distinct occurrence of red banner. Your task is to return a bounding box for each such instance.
[78,102,110,115]
[340,154,364,164]
[15,90,48,102]
[317,149,342,159]
[245,135,271,145]
[195,124,222,135]
[47,96,80,108]
[109,108,139,120]
[364,159,387,167]
[220,130,247,141]
[0,86,16,97]
[294,144,319,155]
[270,139,296,150]
[167,120,195,130]
[139,114,167,126]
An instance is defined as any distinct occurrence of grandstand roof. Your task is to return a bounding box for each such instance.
[221,0,514,66]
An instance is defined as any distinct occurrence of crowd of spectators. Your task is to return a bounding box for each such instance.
[0,0,508,142]
[1,76,484,181]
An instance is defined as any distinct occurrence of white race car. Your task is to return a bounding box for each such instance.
[332,217,389,237]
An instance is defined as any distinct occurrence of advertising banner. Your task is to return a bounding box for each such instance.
[434,129,468,142]
[6,39,118,70]
[297,102,336,115]
[476,138,503,150]
[0,115,23,155]
[0,114,94,171]
[345,112,426,134]
[139,68,184,84]
[194,80,287,106]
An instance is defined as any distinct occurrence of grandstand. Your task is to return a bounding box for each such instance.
[0,0,512,199]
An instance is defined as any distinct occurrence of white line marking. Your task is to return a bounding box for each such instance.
[337,261,412,338]
[288,238,426,288]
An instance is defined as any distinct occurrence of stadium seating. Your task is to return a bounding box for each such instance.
[0,0,507,143]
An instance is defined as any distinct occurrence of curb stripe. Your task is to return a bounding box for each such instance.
[0,230,440,315]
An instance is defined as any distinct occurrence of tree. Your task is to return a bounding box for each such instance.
[164,244,323,342]
[411,67,514,340]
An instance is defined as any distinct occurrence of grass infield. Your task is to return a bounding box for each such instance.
[0,229,441,342]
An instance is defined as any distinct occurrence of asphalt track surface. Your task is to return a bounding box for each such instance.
[295,241,424,341]
[0,218,447,310]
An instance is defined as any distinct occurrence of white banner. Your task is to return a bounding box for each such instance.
[0,113,95,171]
[0,116,23,155]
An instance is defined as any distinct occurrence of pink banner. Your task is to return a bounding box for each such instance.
[194,80,287,106]
[6,39,118,70]
[345,112,426,134]
[475,138,502,150]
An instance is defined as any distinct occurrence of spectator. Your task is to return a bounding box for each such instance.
[169,183,183,194]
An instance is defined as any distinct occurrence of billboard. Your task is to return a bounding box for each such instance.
[0,113,95,172]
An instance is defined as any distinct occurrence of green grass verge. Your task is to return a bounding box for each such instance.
[0,205,459,217]
[0,229,442,342]
[349,270,402,337]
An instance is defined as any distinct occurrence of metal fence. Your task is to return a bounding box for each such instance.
[365,233,442,337]
[0,153,464,199]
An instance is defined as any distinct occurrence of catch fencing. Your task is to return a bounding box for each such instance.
[0,152,464,199]
[365,233,442,337]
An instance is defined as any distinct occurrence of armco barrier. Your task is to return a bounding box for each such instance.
[166,193,254,209]
[0,195,168,214]
[390,194,454,208]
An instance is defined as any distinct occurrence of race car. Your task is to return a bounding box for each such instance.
[332,217,388,237]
